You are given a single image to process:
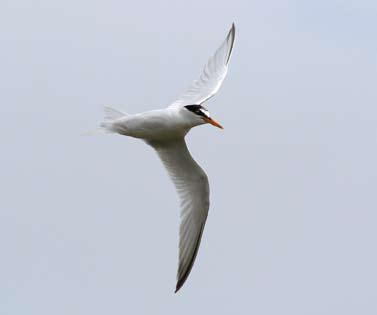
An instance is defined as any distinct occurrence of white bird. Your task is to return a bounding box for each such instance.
[98,24,235,292]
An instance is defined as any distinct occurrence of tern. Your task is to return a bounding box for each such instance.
[98,24,235,292]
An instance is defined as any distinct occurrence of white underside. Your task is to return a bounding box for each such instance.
[106,108,201,141]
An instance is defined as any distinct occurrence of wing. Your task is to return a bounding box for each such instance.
[149,138,210,292]
[169,23,236,108]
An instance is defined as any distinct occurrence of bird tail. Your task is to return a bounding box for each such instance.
[83,106,128,135]
[103,106,127,121]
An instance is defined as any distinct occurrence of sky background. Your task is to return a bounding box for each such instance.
[1,0,377,314]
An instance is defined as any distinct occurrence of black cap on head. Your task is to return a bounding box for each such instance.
[184,105,210,118]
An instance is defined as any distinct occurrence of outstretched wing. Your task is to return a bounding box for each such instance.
[169,23,236,108]
[149,139,210,292]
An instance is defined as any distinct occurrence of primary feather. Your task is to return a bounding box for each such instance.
[169,23,235,108]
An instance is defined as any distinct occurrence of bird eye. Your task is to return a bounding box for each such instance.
[199,109,210,118]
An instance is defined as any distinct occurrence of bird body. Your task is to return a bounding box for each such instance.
[97,24,236,292]
[104,107,203,141]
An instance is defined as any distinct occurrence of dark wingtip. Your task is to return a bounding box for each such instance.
[230,23,236,36]
[228,23,235,37]
[174,281,183,293]
[225,23,236,64]
[173,224,206,295]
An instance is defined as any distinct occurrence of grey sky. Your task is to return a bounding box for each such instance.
[1,0,377,314]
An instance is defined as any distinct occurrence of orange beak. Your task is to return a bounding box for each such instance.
[203,117,223,129]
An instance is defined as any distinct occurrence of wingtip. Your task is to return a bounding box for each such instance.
[225,22,236,64]
[230,22,236,34]
[174,265,192,294]
[228,23,234,35]
[175,275,187,293]
[174,282,183,294]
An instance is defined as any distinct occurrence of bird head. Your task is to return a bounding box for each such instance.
[184,105,223,129]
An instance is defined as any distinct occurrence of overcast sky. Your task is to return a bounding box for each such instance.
[1,0,377,314]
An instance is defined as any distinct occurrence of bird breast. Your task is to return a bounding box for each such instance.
[113,109,190,141]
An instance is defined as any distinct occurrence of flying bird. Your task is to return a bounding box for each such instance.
[98,24,235,292]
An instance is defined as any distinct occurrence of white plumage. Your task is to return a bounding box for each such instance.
[97,24,235,292]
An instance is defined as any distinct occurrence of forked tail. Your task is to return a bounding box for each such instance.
[84,106,128,135]
[99,106,128,133]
